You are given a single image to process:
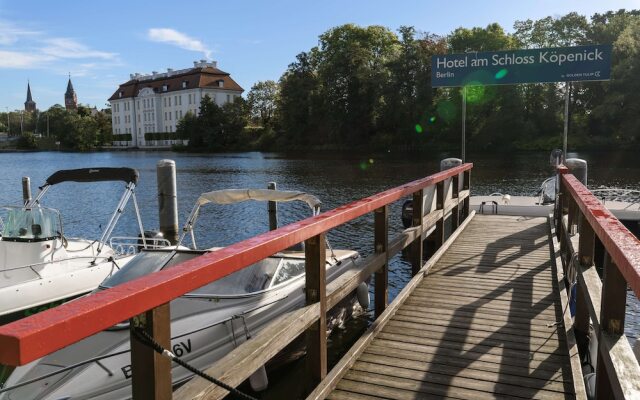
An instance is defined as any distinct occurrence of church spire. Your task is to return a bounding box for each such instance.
[65,73,78,110]
[24,81,36,112]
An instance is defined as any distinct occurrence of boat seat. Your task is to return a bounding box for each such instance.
[32,224,42,238]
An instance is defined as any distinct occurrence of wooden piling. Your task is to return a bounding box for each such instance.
[268,182,277,230]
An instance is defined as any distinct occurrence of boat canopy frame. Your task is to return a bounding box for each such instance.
[25,167,146,254]
[179,189,322,249]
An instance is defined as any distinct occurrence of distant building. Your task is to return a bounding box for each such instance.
[108,60,244,148]
[24,83,36,112]
[65,77,78,110]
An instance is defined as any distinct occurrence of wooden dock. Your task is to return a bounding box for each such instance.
[326,215,577,399]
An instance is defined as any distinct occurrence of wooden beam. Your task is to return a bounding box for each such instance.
[305,233,327,393]
[174,304,320,400]
[547,218,587,400]
[410,189,425,276]
[130,303,171,400]
[434,181,445,250]
[462,170,470,219]
[451,175,460,230]
[374,206,389,318]
[575,218,595,336]
[596,333,640,400]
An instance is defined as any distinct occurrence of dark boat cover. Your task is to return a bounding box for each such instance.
[45,167,139,186]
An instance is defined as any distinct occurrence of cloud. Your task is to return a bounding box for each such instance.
[0,50,54,68]
[41,38,117,60]
[0,19,118,70]
[148,28,211,58]
[0,20,40,45]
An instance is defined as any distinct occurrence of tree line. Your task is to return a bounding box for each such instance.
[0,105,112,151]
[233,9,639,153]
[4,9,638,153]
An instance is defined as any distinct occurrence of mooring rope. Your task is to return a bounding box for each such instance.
[132,327,258,400]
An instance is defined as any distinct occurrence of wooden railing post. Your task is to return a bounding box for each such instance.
[567,197,577,235]
[410,189,425,276]
[595,252,628,399]
[305,233,327,393]
[575,215,594,337]
[555,168,568,243]
[374,206,389,318]
[130,303,172,400]
[451,174,460,230]
[434,181,445,250]
[462,169,470,219]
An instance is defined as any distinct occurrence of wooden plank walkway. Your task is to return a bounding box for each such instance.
[328,215,576,400]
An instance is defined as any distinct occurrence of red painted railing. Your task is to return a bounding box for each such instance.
[556,166,640,399]
[560,171,640,298]
[0,163,472,366]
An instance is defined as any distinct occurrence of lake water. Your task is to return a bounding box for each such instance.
[0,150,638,397]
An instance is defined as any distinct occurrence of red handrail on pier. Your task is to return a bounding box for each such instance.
[560,172,640,297]
[0,163,473,366]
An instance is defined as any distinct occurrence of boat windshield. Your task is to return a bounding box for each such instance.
[0,206,62,242]
[101,249,304,296]
[100,250,202,288]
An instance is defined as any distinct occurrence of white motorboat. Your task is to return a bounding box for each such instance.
[0,188,366,399]
[470,156,640,221]
[0,167,168,324]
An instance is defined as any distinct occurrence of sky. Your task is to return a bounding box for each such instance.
[0,0,638,111]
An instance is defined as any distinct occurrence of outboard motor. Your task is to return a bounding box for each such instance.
[549,149,563,167]
[137,230,165,251]
[401,200,413,229]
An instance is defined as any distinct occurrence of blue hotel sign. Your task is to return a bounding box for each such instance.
[431,45,612,87]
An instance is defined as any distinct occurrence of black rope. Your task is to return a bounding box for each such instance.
[132,327,258,400]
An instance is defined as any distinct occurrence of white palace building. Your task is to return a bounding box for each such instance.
[109,60,244,148]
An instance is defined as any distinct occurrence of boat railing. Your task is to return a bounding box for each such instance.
[590,188,640,208]
[0,163,472,399]
[109,236,172,256]
[555,165,640,399]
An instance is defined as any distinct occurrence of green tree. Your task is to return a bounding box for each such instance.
[247,80,278,127]
[277,51,322,146]
[316,24,399,145]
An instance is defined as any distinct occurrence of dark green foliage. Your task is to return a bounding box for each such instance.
[0,105,112,151]
[269,10,640,152]
[175,95,249,151]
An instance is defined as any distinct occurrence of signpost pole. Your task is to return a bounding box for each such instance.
[462,86,466,163]
[563,82,570,159]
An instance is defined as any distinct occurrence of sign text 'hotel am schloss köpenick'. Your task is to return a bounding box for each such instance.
[431,44,612,87]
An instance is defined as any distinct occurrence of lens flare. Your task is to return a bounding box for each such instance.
[415,124,423,133]
[369,158,374,164]
[464,83,485,104]
[429,116,436,123]
[436,101,456,122]
[359,162,368,170]
[495,69,508,80]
